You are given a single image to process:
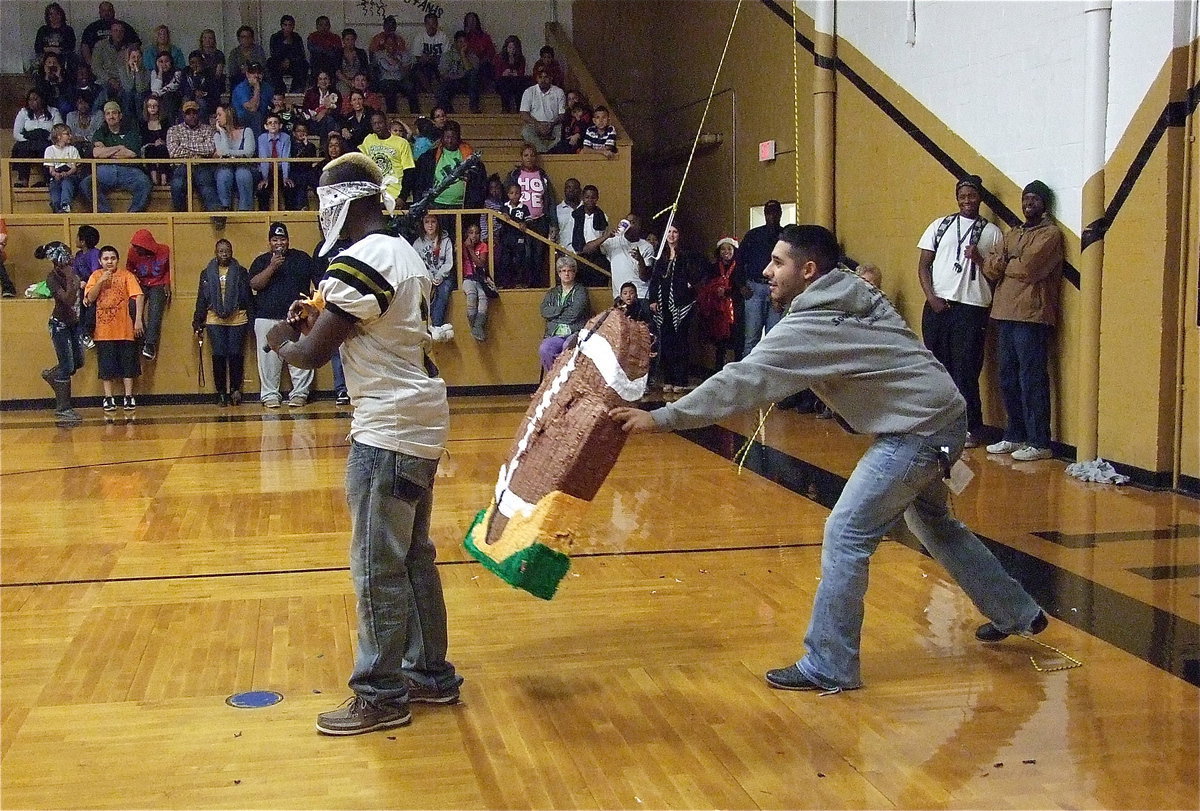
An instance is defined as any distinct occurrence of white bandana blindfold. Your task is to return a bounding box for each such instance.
[316,176,399,257]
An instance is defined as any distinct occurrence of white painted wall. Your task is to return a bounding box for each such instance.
[796,0,1195,234]
[4,0,563,82]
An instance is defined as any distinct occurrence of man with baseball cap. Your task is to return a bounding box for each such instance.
[85,99,151,212]
[166,99,221,212]
[249,221,320,407]
[232,60,273,135]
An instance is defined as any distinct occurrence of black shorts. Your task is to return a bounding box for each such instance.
[96,340,141,380]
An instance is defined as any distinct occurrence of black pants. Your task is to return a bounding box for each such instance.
[206,324,248,394]
[922,300,989,433]
[657,312,693,387]
[0,260,15,296]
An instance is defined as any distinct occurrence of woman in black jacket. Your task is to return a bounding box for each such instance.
[648,222,700,392]
[192,239,254,406]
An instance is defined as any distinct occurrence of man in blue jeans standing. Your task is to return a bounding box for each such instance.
[737,198,783,356]
[611,224,1048,693]
[267,152,461,734]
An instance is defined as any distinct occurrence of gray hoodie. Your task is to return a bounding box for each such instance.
[652,268,965,437]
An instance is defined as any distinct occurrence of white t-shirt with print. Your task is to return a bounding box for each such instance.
[320,233,448,459]
[601,235,654,299]
[917,214,1003,307]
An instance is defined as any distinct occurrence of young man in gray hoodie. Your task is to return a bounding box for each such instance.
[610,224,1048,693]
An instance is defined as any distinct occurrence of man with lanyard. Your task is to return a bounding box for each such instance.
[737,199,783,356]
[266,152,462,734]
[609,224,1048,695]
[916,175,1002,448]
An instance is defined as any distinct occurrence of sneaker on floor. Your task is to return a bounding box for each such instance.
[102,396,117,413]
[123,395,136,411]
[334,391,351,406]
[986,439,1023,455]
[765,664,826,691]
[405,679,460,704]
[262,396,282,409]
[315,696,411,736]
[287,394,308,408]
[964,432,980,448]
[1011,445,1052,462]
[81,335,96,350]
[141,347,156,360]
[229,390,242,406]
[60,204,71,213]
[976,610,1049,642]
[1,291,15,298]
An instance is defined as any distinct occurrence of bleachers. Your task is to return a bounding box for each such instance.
[0,22,634,404]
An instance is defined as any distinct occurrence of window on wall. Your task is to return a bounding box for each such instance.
[748,203,796,229]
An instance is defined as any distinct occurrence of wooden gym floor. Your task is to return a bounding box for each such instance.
[1,395,1197,809]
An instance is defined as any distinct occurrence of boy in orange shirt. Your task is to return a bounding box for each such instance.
[84,245,144,413]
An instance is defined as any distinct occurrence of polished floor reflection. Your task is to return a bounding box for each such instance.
[1,397,1197,809]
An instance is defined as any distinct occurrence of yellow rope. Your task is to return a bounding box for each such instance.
[1028,637,1083,672]
[793,0,800,207]
[733,404,774,474]
[652,0,745,223]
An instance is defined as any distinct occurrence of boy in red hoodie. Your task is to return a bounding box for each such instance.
[126,228,170,360]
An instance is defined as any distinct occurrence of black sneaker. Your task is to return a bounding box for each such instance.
[405,679,460,704]
[315,696,411,735]
[976,610,1049,642]
[764,664,825,691]
[123,395,136,411]
[335,391,351,406]
[102,397,117,413]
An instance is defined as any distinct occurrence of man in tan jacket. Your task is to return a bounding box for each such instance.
[982,180,1064,462]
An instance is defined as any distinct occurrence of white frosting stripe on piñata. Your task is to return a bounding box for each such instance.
[493,325,645,521]
[576,327,648,402]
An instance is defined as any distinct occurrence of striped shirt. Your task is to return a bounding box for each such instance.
[321,233,448,459]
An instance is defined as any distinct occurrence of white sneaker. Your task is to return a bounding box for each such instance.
[1011,446,1052,462]
[986,440,1023,455]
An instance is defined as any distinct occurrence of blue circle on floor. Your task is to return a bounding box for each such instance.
[226,690,284,708]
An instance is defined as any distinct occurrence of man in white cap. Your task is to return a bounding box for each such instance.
[249,221,318,407]
[266,152,461,736]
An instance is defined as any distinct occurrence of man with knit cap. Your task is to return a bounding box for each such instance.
[983,180,1064,462]
[917,175,1003,447]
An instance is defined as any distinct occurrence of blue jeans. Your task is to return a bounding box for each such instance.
[794,413,1042,689]
[86,164,152,212]
[996,320,1052,448]
[743,280,781,356]
[430,278,452,327]
[49,175,78,211]
[141,285,169,353]
[215,165,255,210]
[171,163,221,212]
[48,317,83,379]
[345,441,460,707]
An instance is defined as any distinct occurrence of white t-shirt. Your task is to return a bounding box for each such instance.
[556,201,578,248]
[601,235,654,299]
[320,233,449,459]
[520,83,566,124]
[917,214,1002,307]
[43,143,80,168]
